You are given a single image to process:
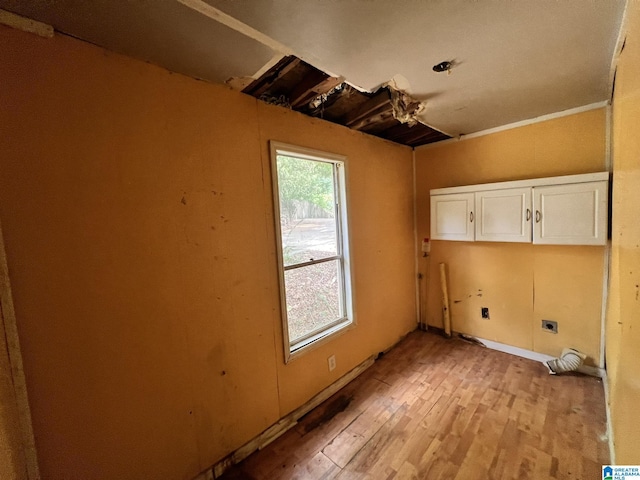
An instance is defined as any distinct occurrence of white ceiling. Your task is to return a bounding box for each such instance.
[0,0,627,137]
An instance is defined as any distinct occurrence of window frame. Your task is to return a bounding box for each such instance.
[270,141,355,362]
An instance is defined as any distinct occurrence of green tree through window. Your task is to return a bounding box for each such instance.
[271,143,354,359]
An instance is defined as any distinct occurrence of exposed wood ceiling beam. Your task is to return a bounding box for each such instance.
[344,90,392,129]
[406,130,449,146]
[243,56,301,97]
[384,124,428,142]
[242,56,451,147]
[383,122,447,144]
[376,122,409,141]
[351,110,395,132]
[306,84,354,118]
[289,71,341,109]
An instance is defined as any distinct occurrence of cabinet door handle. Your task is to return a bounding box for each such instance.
[535,210,542,223]
[470,211,474,223]
[526,208,531,221]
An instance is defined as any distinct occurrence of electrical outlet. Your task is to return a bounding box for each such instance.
[542,320,558,334]
[328,355,336,372]
[481,307,490,319]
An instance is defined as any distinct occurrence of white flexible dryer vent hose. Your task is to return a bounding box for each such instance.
[545,348,587,375]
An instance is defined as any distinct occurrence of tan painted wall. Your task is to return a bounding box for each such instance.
[256,104,417,415]
[0,26,416,479]
[607,0,640,464]
[415,108,607,365]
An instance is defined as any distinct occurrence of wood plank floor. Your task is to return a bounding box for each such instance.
[219,331,609,480]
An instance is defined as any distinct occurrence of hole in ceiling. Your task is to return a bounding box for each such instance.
[239,56,451,147]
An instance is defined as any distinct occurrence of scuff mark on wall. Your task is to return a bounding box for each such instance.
[458,289,484,301]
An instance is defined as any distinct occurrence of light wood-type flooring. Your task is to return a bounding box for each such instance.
[219,331,609,480]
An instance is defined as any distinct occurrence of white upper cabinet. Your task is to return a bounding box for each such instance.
[430,192,475,241]
[429,172,609,246]
[475,188,532,243]
[533,181,608,245]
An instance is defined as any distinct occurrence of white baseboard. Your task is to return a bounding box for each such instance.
[473,336,554,362]
[468,335,605,378]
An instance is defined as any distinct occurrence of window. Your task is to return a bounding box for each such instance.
[270,142,354,360]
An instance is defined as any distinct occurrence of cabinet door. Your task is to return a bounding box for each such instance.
[475,188,532,243]
[533,181,608,245]
[430,193,475,241]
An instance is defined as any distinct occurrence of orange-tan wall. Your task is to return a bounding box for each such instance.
[0,26,416,479]
[607,0,640,464]
[415,108,607,366]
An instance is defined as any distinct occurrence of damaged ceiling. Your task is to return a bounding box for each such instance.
[0,0,627,146]
[242,56,450,146]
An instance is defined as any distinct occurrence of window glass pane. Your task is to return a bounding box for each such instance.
[277,155,338,267]
[271,143,353,357]
[284,260,343,343]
